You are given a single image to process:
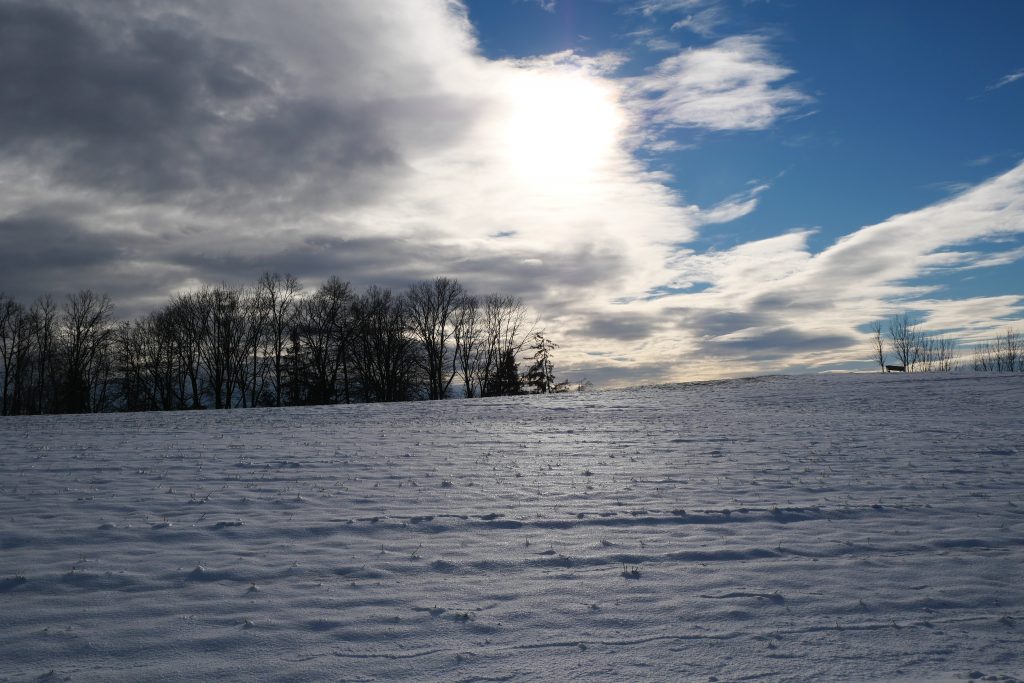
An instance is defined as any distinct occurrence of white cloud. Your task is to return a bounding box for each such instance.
[633,0,707,17]
[671,6,727,37]
[628,35,813,132]
[645,162,1024,378]
[987,69,1024,91]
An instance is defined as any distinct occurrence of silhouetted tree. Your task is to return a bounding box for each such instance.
[0,295,28,415]
[479,294,531,397]
[295,276,354,404]
[973,328,1021,372]
[407,277,464,400]
[524,331,558,394]
[350,286,420,402]
[486,348,521,396]
[887,313,920,371]
[869,320,886,372]
[0,276,558,412]
[164,293,206,409]
[193,286,245,409]
[453,294,482,398]
[258,272,302,406]
[58,290,115,413]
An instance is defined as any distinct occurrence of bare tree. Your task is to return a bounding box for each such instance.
[974,327,1022,372]
[164,293,207,409]
[258,272,302,406]
[869,320,886,372]
[192,286,247,409]
[931,335,960,372]
[295,276,354,405]
[350,286,419,402]
[887,313,920,371]
[59,290,115,413]
[453,294,482,398]
[231,285,273,408]
[999,328,1021,371]
[480,294,531,396]
[1,275,555,412]
[406,277,464,400]
[0,295,27,415]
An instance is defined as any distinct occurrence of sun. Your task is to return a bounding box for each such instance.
[499,67,626,188]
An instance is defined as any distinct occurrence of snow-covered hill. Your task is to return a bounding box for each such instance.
[1,373,1022,681]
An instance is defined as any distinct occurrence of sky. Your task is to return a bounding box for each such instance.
[1,0,1022,386]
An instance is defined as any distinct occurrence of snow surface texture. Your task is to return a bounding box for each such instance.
[1,373,1022,682]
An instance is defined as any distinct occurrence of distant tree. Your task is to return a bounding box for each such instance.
[931,335,960,372]
[453,294,482,398]
[887,313,920,371]
[487,347,521,397]
[146,309,184,411]
[0,275,555,412]
[58,290,115,413]
[295,276,354,405]
[350,286,419,402]
[479,294,531,397]
[194,286,246,409]
[869,320,886,372]
[523,331,558,394]
[29,295,59,414]
[234,285,272,408]
[164,293,207,409]
[258,272,302,406]
[0,295,28,415]
[973,328,1021,372]
[406,277,465,400]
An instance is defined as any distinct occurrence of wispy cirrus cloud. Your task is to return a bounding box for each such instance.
[632,0,706,17]
[987,68,1024,91]
[670,5,727,37]
[650,162,1024,376]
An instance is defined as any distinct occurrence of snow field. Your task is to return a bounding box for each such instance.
[1,373,1022,681]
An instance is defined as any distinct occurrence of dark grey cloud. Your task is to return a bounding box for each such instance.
[700,326,858,362]
[0,1,475,207]
[571,312,665,341]
[557,361,678,388]
[672,308,770,337]
[153,231,630,307]
[0,212,170,311]
[0,213,129,269]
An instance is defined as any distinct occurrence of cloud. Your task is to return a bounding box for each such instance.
[648,162,1024,377]
[2,0,1019,387]
[627,35,813,132]
[3,0,748,327]
[633,0,707,17]
[571,312,668,341]
[696,184,769,224]
[987,69,1024,91]
[671,6,727,37]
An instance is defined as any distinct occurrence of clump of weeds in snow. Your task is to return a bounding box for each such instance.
[621,564,641,579]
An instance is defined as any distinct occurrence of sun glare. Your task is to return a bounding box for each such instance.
[500,69,625,187]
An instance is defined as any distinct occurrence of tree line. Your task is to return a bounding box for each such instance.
[0,275,575,416]
[869,312,1022,373]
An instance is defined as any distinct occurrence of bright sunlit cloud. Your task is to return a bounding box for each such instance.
[499,66,626,187]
